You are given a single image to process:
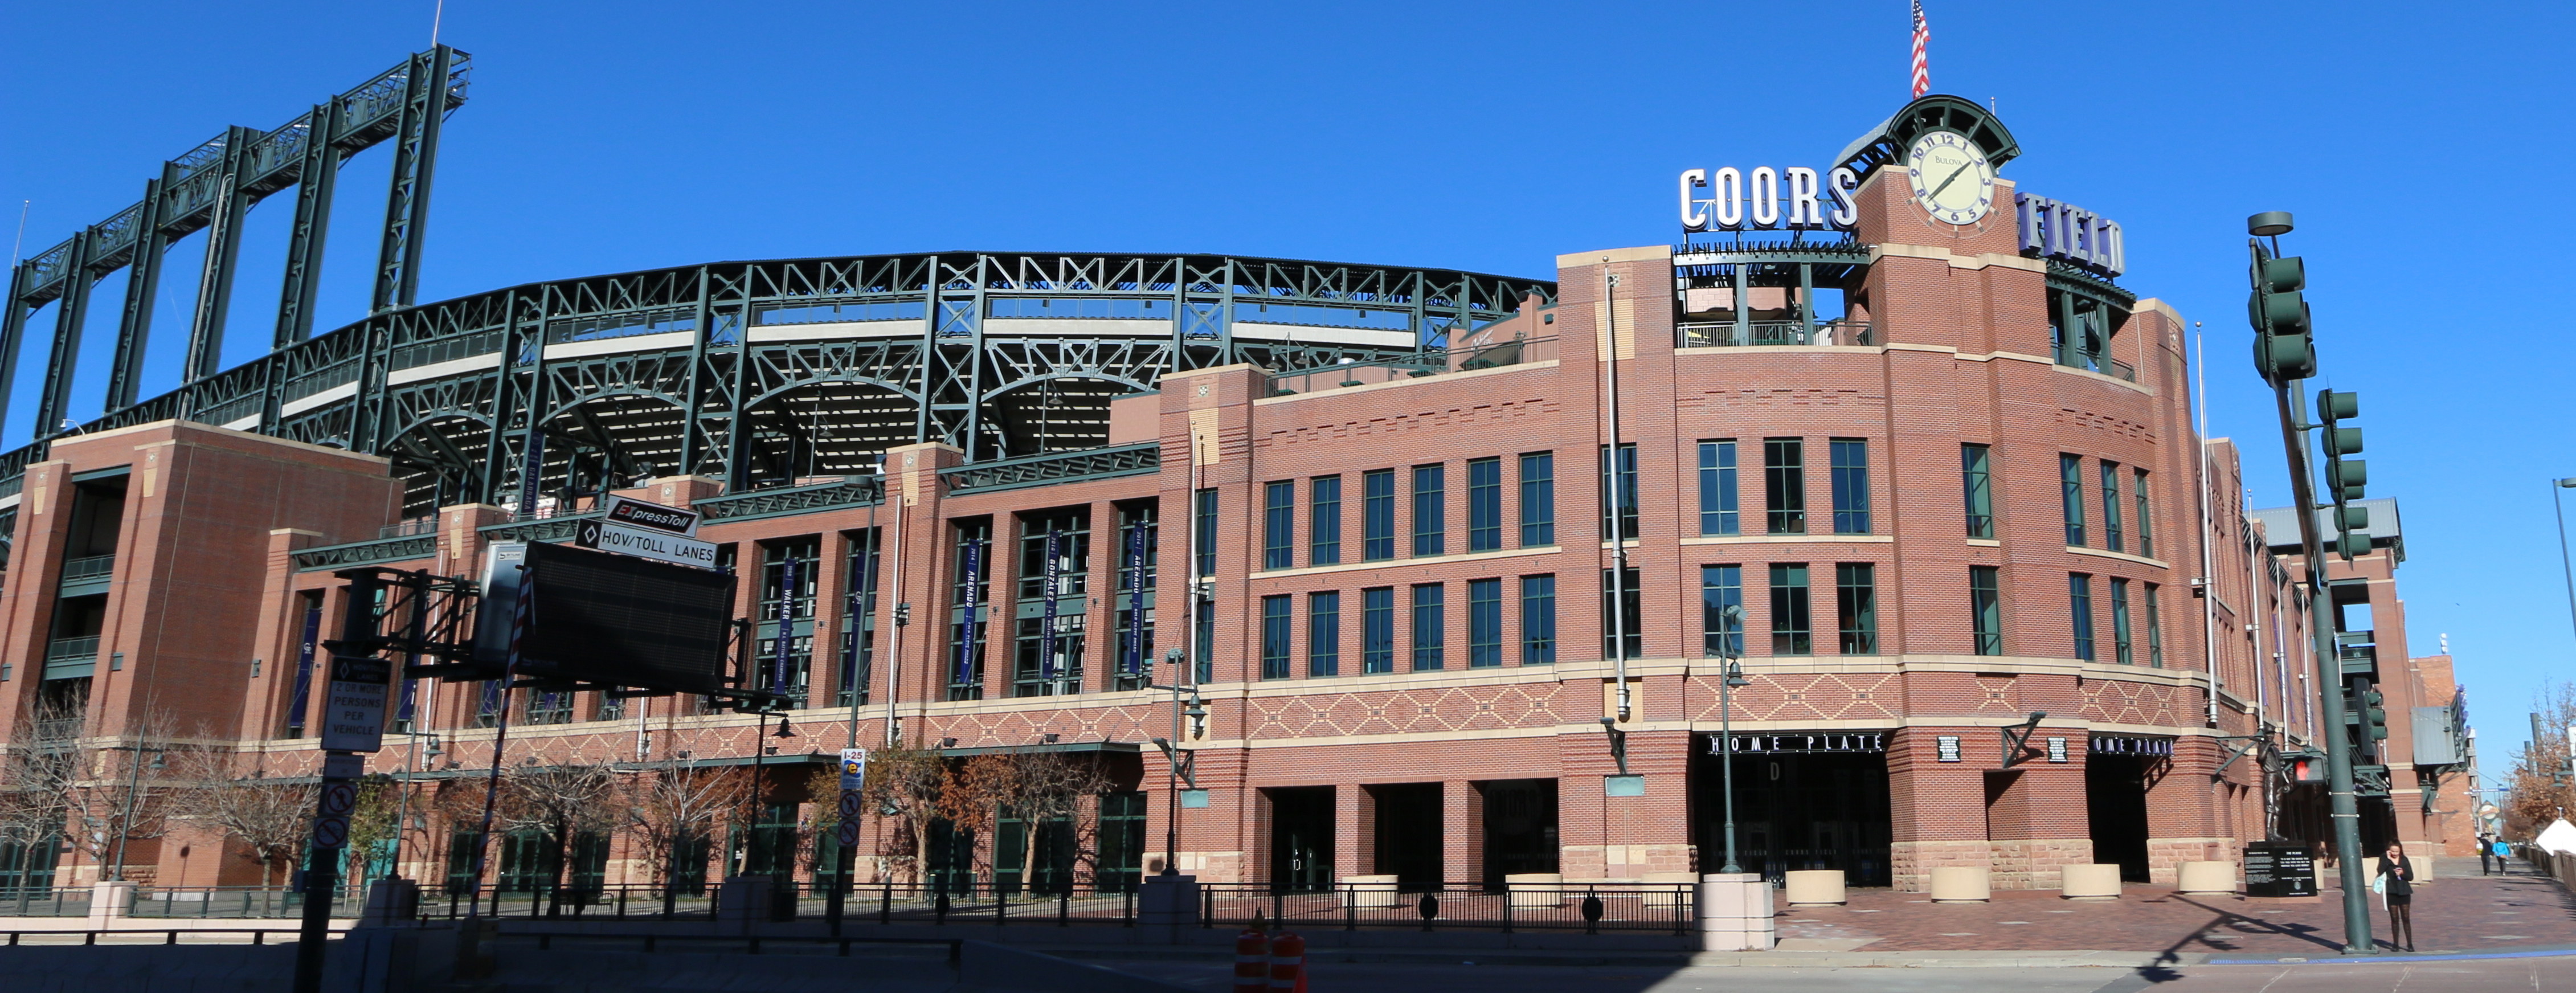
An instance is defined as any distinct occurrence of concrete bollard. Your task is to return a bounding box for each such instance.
[1338,875,1401,909]
[1505,873,1564,909]
[1696,872,1774,952]
[2059,864,2122,900]
[1783,869,1846,906]
[2176,861,2236,894]
[1929,866,1990,903]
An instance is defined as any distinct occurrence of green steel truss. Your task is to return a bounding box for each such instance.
[0,47,471,447]
[13,251,1549,518]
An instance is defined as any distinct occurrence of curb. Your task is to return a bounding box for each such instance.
[2204,943,2576,966]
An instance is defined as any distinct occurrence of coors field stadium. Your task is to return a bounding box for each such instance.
[0,45,2473,925]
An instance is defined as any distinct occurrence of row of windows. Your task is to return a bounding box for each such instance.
[2055,453,2154,557]
[1690,438,1874,537]
[1260,453,1557,570]
[1257,575,1560,678]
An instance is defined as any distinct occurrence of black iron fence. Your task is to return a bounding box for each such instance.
[415,880,1691,934]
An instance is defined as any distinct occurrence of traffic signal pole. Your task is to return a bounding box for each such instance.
[2246,211,2374,954]
[2270,384,2374,954]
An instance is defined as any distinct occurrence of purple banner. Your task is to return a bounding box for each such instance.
[1122,522,1147,675]
[773,554,799,696]
[1040,526,1062,680]
[954,538,984,686]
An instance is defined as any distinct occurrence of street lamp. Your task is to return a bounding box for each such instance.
[2552,479,2576,648]
[108,745,165,882]
[1147,654,1202,878]
[1711,604,1748,875]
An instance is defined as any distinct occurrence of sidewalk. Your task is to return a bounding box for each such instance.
[1765,856,2576,959]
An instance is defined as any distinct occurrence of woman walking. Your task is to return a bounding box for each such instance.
[2377,843,2416,952]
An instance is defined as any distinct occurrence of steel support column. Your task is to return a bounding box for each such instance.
[184,126,258,383]
[475,290,525,505]
[0,267,35,442]
[34,231,96,435]
[723,265,760,488]
[371,46,456,314]
[275,102,345,348]
[678,267,714,477]
[105,176,171,411]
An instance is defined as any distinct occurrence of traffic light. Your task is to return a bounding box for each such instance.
[2346,682,2389,761]
[2317,389,2369,559]
[2248,248,2314,385]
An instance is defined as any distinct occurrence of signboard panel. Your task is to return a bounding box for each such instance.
[2244,841,2318,898]
[599,495,701,537]
[476,541,738,695]
[575,518,721,570]
[320,656,391,753]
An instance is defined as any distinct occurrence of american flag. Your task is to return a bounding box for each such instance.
[1909,0,1931,98]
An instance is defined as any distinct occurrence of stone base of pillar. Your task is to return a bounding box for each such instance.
[1138,871,1200,938]
[1696,873,1774,951]
[86,881,135,926]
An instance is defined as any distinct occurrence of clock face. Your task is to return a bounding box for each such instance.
[1904,130,1995,225]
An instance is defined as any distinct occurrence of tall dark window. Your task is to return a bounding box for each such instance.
[1468,458,1503,552]
[947,520,993,700]
[1769,564,1812,655]
[1601,567,1642,660]
[2100,462,2124,553]
[2110,578,2133,665]
[1012,509,1089,697]
[1699,440,1739,536]
[839,528,883,708]
[1195,605,1214,684]
[1309,591,1340,677]
[2133,469,2153,559]
[1836,563,1876,655]
[1362,587,1395,674]
[1970,565,2002,656]
[1469,578,1503,668]
[1765,439,1806,534]
[1363,469,1397,561]
[2144,584,2164,668]
[1519,453,1555,546]
[1309,475,1343,566]
[1411,583,1446,670]
[1193,488,1218,576]
[1412,464,1446,557]
[1263,481,1294,570]
[1830,439,1870,534]
[1113,502,1158,691]
[2060,455,2086,546]
[2069,573,2095,661]
[1520,575,1556,665]
[1701,565,1743,657]
[1261,595,1293,680]
[1961,444,1994,539]
[758,538,819,708]
[1600,444,1638,542]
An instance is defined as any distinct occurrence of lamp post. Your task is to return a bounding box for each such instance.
[2553,479,2576,647]
[1147,661,1203,878]
[1712,604,1748,875]
[108,744,164,882]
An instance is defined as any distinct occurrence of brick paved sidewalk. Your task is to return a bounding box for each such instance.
[1770,857,2576,956]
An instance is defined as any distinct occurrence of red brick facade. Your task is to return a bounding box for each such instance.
[0,166,2454,896]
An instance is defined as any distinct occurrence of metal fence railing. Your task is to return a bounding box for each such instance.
[1263,336,1557,397]
[1675,319,1872,348]
[417,879,1691,934]
[0,885,362,919]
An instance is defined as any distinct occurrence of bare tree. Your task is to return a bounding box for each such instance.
[0,697,190,885]
[496,759,620,909]
[625,758,746,893]
[1007,750,1111,888]
[166,748,313,888]
[0,694,84,882]
[2507,681,2576,837]
[857,741,947,886]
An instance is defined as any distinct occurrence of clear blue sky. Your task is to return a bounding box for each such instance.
[3,1,2571,782]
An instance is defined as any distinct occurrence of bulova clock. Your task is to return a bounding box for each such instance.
[1904,129,1994,226]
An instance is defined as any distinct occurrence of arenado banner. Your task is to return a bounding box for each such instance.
[1679,166,1862,232]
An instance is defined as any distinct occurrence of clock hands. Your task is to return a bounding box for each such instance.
[1925,158,1976,202]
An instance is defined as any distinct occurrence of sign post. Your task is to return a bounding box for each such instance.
[293,657,389,993]
[825,747,866,935]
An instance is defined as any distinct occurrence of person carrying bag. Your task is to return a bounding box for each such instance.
[2375,843,2416,952]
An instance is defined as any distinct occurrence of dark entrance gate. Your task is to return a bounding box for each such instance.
[2086,755,2153,882]
[1266,786,1334,893]
[1369,783,1443,889]
[1694,732,1892,888]
[1479,779,1559,884]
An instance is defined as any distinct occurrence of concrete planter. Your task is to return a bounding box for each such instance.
[2176,861,2236,894]
[1782,869,1847,906]
[1697,873,1775,952]
[2058,864,2121,900]
[1928,866,1990,903]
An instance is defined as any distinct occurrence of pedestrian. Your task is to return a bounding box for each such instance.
[2478,832,2495,876]
[2376,843,2415,952]
[2493,835,2514,873]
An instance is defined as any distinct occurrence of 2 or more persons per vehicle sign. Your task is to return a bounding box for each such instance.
[320,657,391,753]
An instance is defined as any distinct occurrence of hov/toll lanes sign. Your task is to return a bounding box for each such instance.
[574,518,722,570]
[320,657,391,753]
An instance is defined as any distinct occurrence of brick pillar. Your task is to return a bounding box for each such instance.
[1888,727,1988,892]
[1337,781,1373,879]
[1445,780,1484,886]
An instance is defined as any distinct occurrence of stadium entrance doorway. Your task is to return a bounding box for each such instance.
[1693,732,1891,887]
